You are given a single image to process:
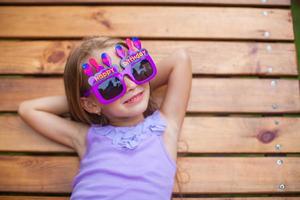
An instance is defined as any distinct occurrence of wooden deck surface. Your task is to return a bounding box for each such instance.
[0,0,299,199]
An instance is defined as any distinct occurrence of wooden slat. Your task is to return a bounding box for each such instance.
[0,115,74,153]
[1,115,300,153]
[177,157,300,193]
[0,41,297,76]
[0,156,77,193]
[0,197,299,200]
[0,78,64,111]
[0,0,291,6]
[1,77,299,113]
[181,116,300,153]
[0,156,299,193]
[0,6,293,40]
[0,197,71,200]
[2,198,297,200]
[182,78,300,113]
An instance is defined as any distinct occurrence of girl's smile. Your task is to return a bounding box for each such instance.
[123,91,144,105]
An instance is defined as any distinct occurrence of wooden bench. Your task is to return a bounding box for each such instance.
[0,0,300,199]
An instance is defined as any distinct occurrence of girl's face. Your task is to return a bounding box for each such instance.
[80,46,150,123]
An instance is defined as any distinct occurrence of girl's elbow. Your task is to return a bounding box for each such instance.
[177,49,191,63]
[176,49,192,71]
[18,101,34,117]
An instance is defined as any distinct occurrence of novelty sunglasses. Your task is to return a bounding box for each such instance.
[82,37,157,104]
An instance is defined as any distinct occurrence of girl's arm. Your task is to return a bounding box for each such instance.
[150,49,192,137]
[18,95,88,151]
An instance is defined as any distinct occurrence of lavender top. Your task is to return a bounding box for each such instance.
[71,110,177,200]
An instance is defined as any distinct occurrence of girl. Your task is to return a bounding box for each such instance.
[18,36,192,200]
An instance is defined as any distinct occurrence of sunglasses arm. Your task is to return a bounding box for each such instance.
[83,88,92,97]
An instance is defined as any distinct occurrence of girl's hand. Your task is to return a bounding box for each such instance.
[150,49,192,138]
[18,95,88,155]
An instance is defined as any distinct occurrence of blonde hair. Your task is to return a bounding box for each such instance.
[63,36,183,199]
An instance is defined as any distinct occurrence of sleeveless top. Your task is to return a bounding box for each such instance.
[70,110,177,200]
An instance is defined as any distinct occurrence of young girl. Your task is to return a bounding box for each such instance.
[18,36,192,200]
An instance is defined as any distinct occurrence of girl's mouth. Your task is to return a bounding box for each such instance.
[123,91,144,105]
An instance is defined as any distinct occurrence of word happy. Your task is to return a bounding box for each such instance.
[93,67,116,82]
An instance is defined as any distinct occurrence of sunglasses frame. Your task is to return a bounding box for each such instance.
[83,49,157,104]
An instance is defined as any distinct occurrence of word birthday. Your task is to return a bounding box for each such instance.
[121,49,147,66]
[93,67,116,82]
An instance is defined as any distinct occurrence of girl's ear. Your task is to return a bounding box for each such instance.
[80,96,101,115]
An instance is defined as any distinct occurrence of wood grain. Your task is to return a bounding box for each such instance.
[3,77,299,112]
[0,156,299,193]
[0,0,298,198]
[1,115,300,153]
[0,197,298,200]
[0,6,293,39]
[0,0,292,6]
[0,41,297,75]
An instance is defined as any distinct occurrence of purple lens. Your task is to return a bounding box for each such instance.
[131,59,154,82]
[97,77,124,100]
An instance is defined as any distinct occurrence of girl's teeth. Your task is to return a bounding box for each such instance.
[128,96,137,102]
[126,93,141,103]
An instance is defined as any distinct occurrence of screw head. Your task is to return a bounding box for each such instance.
[278,183,285,190]
[264,31,270,37]
[276,159,283,165]
[268,67,273,73]
[261,0,267,3]
[263,11,268,16]
[272,104,278,109]
[275,144,282,150]
[274,120,279,125]
[271,80,277,86]
[266,45,272,52]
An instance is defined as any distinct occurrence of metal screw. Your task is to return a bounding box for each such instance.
[266,45,272,52]
[263,11,268,16]
[267,67,273,73]
[278,183,285,190]
[264,31,270,37]
[275,144,282,150]
[261,0,267,3]
[277,159,283,165]
[271,80,277,86]
[274,120,279,125]
[272,104,278,109]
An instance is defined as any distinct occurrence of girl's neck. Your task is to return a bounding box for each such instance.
[108,114,145,127]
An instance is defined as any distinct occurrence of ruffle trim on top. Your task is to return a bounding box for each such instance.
[91,110,167,150]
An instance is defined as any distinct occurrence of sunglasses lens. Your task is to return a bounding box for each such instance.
[98,77,124,100]
[131,59,154,82]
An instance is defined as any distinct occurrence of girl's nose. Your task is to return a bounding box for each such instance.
[124,76,137,91]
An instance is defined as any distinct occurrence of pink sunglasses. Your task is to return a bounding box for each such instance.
[82,37,157,104]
